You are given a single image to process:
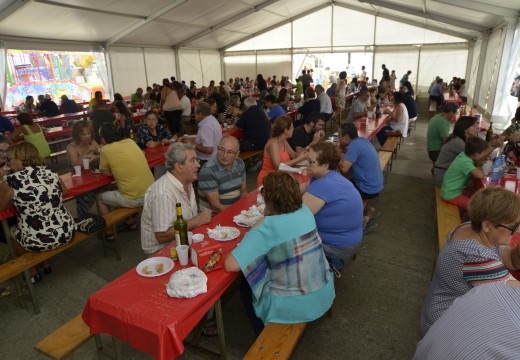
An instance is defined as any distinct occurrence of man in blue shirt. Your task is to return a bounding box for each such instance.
[338,123,384,233]
[0,115,15,134]
[265,94,285,123]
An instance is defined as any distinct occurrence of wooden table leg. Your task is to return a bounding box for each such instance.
[214,298,227,360]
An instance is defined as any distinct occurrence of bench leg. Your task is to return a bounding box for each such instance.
[214,298,227,360]
[22,270,40,314]
[112,337,123,360]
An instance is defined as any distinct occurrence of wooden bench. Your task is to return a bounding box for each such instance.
[239,150,263,161]
[0,206,142,313]
[380,136,400,158]
[244,322,307,360]
[434,186,461,249]
[49,149,67,163]
[378,151,393,183]
[35,314,96,360]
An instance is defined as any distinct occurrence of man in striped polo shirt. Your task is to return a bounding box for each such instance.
[198,136,247,213]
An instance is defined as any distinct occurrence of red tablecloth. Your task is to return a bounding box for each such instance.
[34,112,84,126]
[82,191,260,360]
[355,113,390,140]
[44,127,72,140]
[443,92,463,104]
[144,145,169,168]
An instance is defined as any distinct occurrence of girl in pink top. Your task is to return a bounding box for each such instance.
[257,116,307,186]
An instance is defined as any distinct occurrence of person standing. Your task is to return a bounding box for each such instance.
[381,64,390,82]
[182,102,221,166]
[400,70,412,86]
[315,85,333,122]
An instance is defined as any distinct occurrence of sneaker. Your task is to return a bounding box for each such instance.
[363,220,378,235]
[247,160,262,173]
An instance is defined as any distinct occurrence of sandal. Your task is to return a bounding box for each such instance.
[117,222,137,233]
[202,322,218,337]
[105,234,115,242]
[31,273,42,284]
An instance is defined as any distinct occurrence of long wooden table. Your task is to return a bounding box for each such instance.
[82,171,310,359]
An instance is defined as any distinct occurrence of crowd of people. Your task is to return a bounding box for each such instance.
[8,64,519,357]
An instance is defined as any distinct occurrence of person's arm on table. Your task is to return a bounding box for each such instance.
[203,191,227,213]
[339,159,353,174]
[302,192,326,215]
[154,211,212,245]
[8,126,25,141]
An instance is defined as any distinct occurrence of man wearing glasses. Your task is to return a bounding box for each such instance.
[198,136,246,213]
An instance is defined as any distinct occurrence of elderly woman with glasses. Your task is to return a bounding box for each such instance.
[135,110,176,149]
[420,187,520,337]
[225,171,335,337]
[302,142,364,273]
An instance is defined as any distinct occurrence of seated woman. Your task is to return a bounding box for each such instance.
[302,142,364,272]
[9,113,51,158]
[224,171,335,336]
[66,121,100,217]
[378,92,409,146]
[113,101,133,138]
[441,136,488,209]
[434,116,483,186]
[223,95,241,125]
[420,187,520,336]
[0,135,12,172]
[276,88,289,112]
[0,142,75,283]
[257,116,307,186]
[135,110,175,149]
[348,77,359,93]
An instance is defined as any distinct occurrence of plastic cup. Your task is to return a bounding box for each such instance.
[176,245,189,266]
[192,234,204,243]
[187,231,193,245]
[82,158,90,170]
[74,165,81,176]
[483,162,492,176]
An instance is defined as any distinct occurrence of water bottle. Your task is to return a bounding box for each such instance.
[490,155,506,182]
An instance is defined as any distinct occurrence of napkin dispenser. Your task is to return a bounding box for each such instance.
[190,240,237,273]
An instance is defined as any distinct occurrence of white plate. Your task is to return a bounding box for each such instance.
[233,214,262,228]
[207,226,241,241]
[136,257,174,277]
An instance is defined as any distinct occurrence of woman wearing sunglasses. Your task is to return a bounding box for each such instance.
[420,187,520,337]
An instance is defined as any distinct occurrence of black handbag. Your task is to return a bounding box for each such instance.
[75,213,106,234]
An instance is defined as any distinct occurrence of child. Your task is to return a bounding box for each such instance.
[440,136,488,209]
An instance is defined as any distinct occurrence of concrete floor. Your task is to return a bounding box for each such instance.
[0,99,438,360]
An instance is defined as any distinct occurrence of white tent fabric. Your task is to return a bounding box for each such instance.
[0,0,519,125]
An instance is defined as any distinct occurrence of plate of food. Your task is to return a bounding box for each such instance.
[136,257,174,277]
[207,225,241,241]
[233,205,264,227]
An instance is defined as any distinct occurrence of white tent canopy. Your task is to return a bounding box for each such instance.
[1,0,520,127]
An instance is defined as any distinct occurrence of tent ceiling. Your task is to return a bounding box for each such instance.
[0,0,519,49]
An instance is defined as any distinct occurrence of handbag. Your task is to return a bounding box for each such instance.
[75,213,106,234]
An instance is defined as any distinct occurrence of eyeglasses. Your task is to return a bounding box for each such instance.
[497,223,520,235]
[308,160,317,164]
[218,148,239,156]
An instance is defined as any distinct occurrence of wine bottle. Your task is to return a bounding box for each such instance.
[174,203,188,246]
[486,122,493,142]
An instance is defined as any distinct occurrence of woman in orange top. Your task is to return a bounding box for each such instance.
[257,116,307,186]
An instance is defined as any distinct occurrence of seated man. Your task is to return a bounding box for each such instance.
[339,123,384,232]
[90,100,115,143]
[38,94,60,116]
[130,88,144,105]
[89,90,104,108]
[18,95,37,114]
[315,85,333,122]
[345,89,369,124]
[235,96,271,152]
[141,143,211,255]
[440,136,487,209]
[198,136,246,213]
[96,123,154,241]
[60,95,79,114]
[289,111,325,155]
[427,102,459,163]
[0,115,15,134]
[297,87,321,126]
[265,94,285,123]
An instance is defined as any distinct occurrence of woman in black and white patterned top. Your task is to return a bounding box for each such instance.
[0,142,75,283]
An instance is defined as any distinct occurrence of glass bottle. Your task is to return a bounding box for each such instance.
[174,203,188,246]
[486,122,494,142]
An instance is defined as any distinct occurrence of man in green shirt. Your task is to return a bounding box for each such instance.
[440,137,487,209]
[427,102,459,163]
[130,88,144,105]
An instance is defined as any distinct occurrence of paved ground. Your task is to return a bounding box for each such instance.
[0,99,438,359]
